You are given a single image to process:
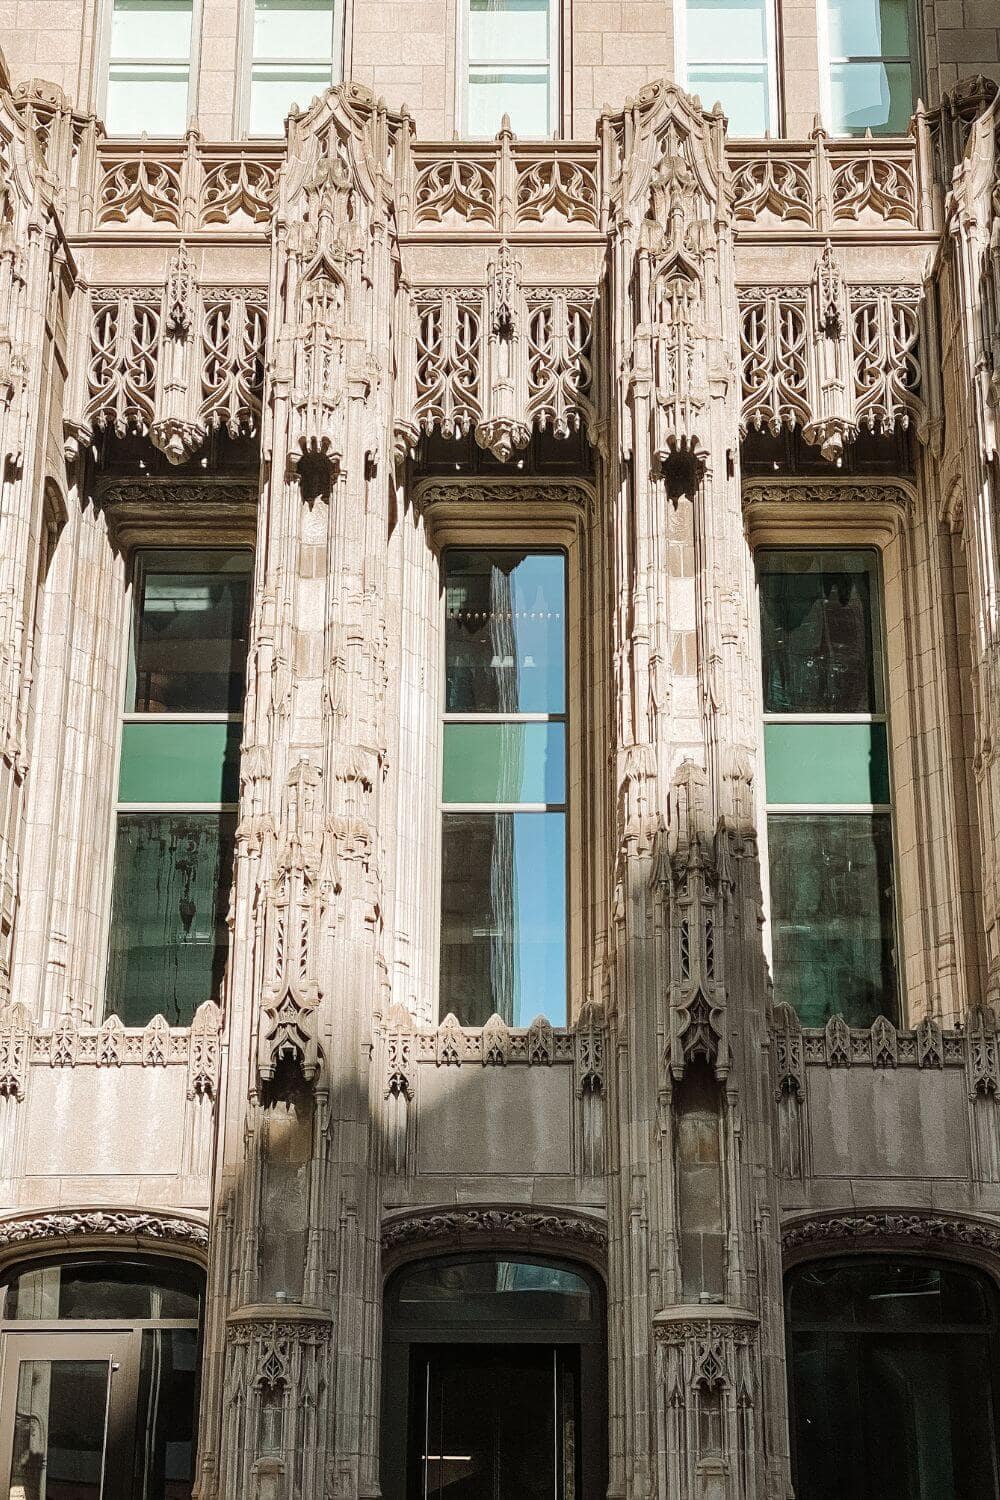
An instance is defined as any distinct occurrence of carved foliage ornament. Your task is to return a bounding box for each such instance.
[0,1209,209,1249]
[381,1207,608,1251]
[782,1211,1000,1259]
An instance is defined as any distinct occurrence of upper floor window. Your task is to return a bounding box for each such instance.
[822,0,915,135]
[249,0,341,135]
[678,0,777,136]
[106,550,251,1027]
[440,549,567,1027]
[464,0,555,137]
[758,548,898,1027]
[105,0,193,136]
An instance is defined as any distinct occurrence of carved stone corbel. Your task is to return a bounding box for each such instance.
[802,240,857,460]
[151,242,206,463]
[475,240,530,461]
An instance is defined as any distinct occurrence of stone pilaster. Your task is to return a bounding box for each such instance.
[196,84,409,1500]
[599,82,790,1500]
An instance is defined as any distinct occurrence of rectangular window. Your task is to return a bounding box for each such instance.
[440,549,567,1027]
[758,548,899,1028]
[105,0,193,136]
[249,0,340,136]
[680,0,776,136]
[823,0,915,135]
[465,0,554,137]
[106,549,251,1027]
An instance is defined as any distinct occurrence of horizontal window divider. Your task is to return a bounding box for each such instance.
[122,712,244,723]
[441,802,565,813]
[3,1319,203,1331]
[116,801,239,813]
[763,713,886,724]
[443,712,564,723]
[832,53,913,63]
[766,803,892,815]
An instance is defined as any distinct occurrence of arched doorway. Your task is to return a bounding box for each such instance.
[382,1255,605,1500]
[0,1254,203,1500]
[786,1254,1000,1499]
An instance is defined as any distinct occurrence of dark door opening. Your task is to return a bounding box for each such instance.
[382,1256,605,1500]
[408,1343,579,1500]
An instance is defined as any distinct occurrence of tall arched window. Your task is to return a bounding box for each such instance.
[382,1255,605,1499]
[0,1256,203,1500]
[786,1256,1000,1499]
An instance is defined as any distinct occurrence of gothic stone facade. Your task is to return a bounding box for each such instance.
[1,8,1000,1500]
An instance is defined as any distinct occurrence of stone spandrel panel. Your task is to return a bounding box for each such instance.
[22,1066,187,1177]
[805,1066,971,1180]
[415,1062,575,1176]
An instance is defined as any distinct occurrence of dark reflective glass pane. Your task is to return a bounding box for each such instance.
[790,1328,998,1499]
[396,1260,592,1326]
[444,550,565,714]
[106,813,236,1027]
[787,1259,989,1331]
[408,1345,578,1500]
[4,1259,202,1321]
[131,550,251,713]
[758,549,882,714]
[9,1360,109,1500]
[440,812,566,1027]
[767,813,897,1027]
[132,1329,199,1500]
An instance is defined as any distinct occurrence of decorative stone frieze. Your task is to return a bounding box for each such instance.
[782,1211,1000,1260]
[0,1208,209,1250]
[739,264,927,459]
[381,1206,608,1252]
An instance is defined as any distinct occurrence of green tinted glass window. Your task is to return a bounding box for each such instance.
[130,550,251,714]
[106,812,236,1027]
[119,720,242,805]
[767,812,897,1027]
[764,722,889,805]
[758,549,882,714]
[442,723,565,805]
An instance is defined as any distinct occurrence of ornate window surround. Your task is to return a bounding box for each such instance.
[413,477,593,1026]
[742,477,920,1023]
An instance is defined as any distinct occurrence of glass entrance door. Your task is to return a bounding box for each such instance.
[0,1331,132,1500]
[409,1344,578,1500]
